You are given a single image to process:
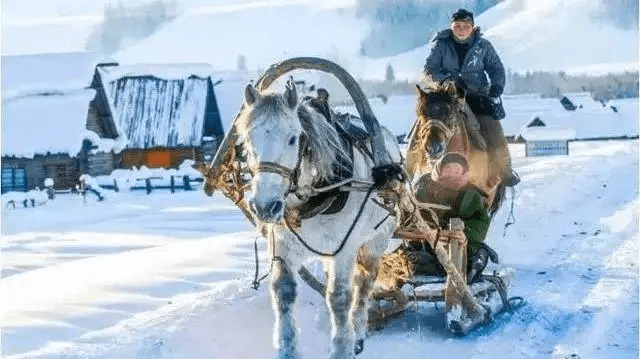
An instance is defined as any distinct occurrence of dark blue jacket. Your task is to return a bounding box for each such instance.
[424,28,505,97]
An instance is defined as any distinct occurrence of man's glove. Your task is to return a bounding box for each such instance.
[488,85,503,98]
[441,72,465,90]
[453,76,466,92]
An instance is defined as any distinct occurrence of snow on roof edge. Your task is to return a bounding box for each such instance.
[98,63,218,82]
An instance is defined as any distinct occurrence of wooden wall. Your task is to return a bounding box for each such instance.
[117,147,203,169]
[87,151,115,176]
[2,154,80,191]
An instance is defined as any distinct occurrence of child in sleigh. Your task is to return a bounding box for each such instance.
[409,152,498,282]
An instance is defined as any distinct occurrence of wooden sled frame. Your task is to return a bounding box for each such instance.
[299,218,517,335]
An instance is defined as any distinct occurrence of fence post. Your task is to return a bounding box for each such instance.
[145,178,152,195]
[170,176,175,193]
[183,175,192,191]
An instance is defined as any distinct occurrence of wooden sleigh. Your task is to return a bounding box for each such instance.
[201,56,521,337]
[299,209,521,336]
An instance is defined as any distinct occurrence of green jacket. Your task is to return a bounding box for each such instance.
[415,176,490,256]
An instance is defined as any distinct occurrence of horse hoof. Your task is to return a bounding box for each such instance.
[354,339,364,355]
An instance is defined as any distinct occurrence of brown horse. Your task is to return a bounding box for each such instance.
[406,80,506,216]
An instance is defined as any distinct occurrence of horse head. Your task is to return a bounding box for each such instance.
[237,81,349,223]
[237,81,301,222]
[414,81,466,160]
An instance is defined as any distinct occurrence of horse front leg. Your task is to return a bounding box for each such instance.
[270,258,299,359]
[350,249,382,355]
[325,259,356,359]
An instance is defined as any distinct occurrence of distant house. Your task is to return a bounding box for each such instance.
[502,93,638,141]
[527,116,546,128]
[84,63,225,175]
[559,96,577,111]
[1,52,99,193]
[521,127,576,157]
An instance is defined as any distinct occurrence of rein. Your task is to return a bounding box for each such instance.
[250,183,376,290]
[284,185,376,257]
[247,134,380,257]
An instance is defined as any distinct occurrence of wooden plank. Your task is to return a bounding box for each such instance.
[412,279,503,303]
[445,217,469,332]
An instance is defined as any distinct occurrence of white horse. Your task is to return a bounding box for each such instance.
[234,78,401,359]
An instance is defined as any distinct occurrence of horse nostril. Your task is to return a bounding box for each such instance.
[251,199,284,220]
[429,142,444,157]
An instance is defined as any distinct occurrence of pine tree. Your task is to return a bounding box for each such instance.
[385,63,395,82]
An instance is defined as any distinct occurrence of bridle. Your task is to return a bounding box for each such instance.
[247,128,378,258]
[423,117,458,141]
[247,134,308,198]
[421,102,464,142]
[250,162,298,181]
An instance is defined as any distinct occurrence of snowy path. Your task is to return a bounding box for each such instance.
[1,141,638,359]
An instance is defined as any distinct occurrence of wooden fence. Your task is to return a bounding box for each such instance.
[99,175,203,194]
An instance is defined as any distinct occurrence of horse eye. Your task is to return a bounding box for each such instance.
[288,135,297,146]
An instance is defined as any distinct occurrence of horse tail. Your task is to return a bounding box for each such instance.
[488,182,506,219]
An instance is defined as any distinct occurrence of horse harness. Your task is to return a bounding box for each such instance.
[244,101,383,257]
[248,108,374,217]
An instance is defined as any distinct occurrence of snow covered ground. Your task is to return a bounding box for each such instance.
[2,139,638,359]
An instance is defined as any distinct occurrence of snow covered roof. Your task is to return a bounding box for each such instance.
[2,90,96,158]
[97,63,218,82]
[521,127,576,141]
[96,63,219,149]
[502,94,638,140]
[2,52,102,100]
[209,70,257,132]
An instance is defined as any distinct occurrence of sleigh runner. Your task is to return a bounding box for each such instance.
[198,57,521,356]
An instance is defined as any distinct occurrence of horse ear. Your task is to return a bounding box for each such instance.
[416,84,428,99]
[284,80,297,109]
[244,84,260,105]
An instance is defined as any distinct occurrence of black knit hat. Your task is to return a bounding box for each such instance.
[451,9,474,24]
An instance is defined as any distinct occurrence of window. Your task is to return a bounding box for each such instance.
[1,167,27,193]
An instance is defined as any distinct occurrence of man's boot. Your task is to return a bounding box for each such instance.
[467,247,489,283]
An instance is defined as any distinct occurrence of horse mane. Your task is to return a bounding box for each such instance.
[415,77,459,119]
[237,91,351,183]
[297,102,352,182]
